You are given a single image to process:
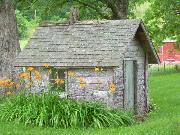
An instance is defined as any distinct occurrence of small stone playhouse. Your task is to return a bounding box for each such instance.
[14,19,159,114]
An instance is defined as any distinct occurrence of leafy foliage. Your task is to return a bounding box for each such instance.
[0,92,134,128]
[143,0,180,47]
[48,83,65,92]
[16,10,29,39]
[15,0,145,21]
[0,0,5,6]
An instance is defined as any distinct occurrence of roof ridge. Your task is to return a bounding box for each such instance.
[40,19,141,27]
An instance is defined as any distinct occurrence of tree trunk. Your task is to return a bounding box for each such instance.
[104,0,129,19]
[0,0,20,80]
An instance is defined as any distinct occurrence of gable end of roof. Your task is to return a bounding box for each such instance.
[135,21,160,64]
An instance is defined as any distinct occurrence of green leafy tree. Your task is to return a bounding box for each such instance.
[39,0,148,20]
[143,0,180,47]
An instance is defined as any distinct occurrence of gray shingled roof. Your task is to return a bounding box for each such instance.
[14,19,159,67]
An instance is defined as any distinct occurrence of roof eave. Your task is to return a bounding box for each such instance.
[139,21,160,64]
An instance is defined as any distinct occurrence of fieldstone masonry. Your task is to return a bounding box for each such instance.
[30,68,49,93]
[67,68,115,105]
[125,39,147,113]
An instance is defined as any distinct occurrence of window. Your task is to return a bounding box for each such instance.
[49,68,65,92]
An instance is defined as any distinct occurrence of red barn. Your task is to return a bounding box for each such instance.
[158,40,180,63]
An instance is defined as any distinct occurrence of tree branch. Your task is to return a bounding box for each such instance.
[74,0,110,19]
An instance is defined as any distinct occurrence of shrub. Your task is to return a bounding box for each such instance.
[0,92,134,128]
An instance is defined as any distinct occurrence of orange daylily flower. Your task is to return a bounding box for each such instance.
[19,72,30,78]
[55,79,65,85]
[108,82,116,93]
[8,81,14,86]
[68,71,76,77]
[94,67,103,72]
[80,83,86,88]
[0,79,14,87]
[59,79,65,84]
[35,76,41,80]
[43,63,49,68]
[27,67,34,72]
[0,80,5,86]
[34,71,41,80]
[79,77,85,83]
[94,67,100,72]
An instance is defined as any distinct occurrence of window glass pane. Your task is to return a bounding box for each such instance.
[49,68,65,92]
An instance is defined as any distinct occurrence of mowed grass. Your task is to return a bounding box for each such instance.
[1,71,180,135]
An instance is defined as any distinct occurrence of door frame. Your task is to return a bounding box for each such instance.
[123,60,137,112]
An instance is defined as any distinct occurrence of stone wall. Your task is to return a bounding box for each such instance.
[112,65,124,107]
[30,68,49,93]
[66,68,124,107]
[124,39,148,114]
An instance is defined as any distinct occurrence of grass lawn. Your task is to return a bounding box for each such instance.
[1,71,180,135]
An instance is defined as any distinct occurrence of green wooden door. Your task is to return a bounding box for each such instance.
[124,60,136,110]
